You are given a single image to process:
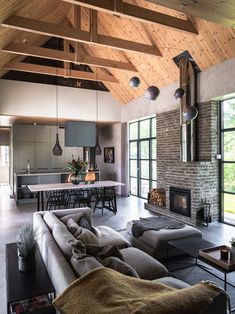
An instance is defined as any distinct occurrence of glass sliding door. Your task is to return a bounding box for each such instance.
[129,116,156,198]
[220,98,235,224]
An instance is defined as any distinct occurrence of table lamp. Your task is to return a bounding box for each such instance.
[85,171,96,184]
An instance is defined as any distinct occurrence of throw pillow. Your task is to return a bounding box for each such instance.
[79,216,92,231]
[75,228,101,246]
[60,212,84,224]
[52,224,76,260]
[66,218,82,237]
[97,245,124,261]
[43,212,66,231]
[102,257,139,278]
[71,254,104,277]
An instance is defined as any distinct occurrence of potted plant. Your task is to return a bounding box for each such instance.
[230,237,235,261]
[16,224,37,272]
[67,156,88,184]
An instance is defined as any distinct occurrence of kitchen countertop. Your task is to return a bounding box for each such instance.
[14,170,100,177]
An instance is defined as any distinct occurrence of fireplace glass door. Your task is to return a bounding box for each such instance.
[220,98,235,225]
[129,116,156,198]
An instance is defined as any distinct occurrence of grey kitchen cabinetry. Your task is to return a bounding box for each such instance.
[13,125,67,172]
[19,142,36,172]
[19,125,36,142]
[36,142,51,171]
[35,126,50,142]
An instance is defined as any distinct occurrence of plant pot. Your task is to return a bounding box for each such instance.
[70,173,83,185]
[230,246,235,262]
[18,252,36,272]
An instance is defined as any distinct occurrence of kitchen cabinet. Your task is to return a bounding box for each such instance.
[36,142,51,171]
[35,126,50,143]
[19,142,36,172]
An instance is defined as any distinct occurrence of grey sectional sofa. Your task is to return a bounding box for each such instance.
[33,207,228,313]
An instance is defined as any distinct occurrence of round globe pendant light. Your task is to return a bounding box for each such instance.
[145,86,160,101]
[182,105,198,121]
[130,76,140,88]
[174,88,185,99]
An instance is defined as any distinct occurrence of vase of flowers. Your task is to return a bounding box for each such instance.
[230,237,235,261]
[16,224,37,272]
[67,156,88,185]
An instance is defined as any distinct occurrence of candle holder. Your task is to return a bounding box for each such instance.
[220,249,229,260]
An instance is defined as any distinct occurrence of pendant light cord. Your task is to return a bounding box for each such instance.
[96,70,98,130]
[56,66,58,133]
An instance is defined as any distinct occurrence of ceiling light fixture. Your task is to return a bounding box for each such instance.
[130,76,140,88]
[52,66,63,156]
[145,85,160,101]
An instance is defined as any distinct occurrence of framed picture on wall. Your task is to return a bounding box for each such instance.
[104,147,115,163]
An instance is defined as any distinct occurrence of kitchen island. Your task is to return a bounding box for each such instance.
[14,171,100,204]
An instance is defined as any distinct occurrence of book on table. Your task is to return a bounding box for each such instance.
[10,294,53,314]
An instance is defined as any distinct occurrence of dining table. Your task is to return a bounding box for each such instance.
[27,180,125,212]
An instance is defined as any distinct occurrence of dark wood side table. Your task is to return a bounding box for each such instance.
[5,243,55,314]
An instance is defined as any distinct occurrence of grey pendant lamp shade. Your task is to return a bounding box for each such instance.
[52,70,63,156]
[95,71,102,155]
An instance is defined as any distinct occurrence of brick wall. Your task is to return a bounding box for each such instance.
[154,101,219,226]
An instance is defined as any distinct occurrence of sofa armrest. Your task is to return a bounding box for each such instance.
[202,293,227,314]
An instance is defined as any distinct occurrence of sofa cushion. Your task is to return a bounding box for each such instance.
[60,212,84,225]
[102,256,139,278]
[93,225,131,249]
[44,212,66,231]
[66,218,100,246]
[58,207,93,227]
[71,254,104,277]
[52,224,76,260]
[121,247,169,280]
[154,277,190,289]
[79,216,92,231]
[66,218,83,236]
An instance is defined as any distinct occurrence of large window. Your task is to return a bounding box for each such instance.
[129,116,156,198]
[220,98,235,224]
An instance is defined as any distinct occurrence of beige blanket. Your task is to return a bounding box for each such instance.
[53,268,221,314]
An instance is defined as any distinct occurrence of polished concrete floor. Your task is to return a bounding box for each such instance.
[1,185,235,313]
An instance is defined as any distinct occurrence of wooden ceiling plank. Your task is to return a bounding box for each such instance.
[2,15,161,56]
[62,0,198,35]
[3,61,119,83]
[2,43,137,72]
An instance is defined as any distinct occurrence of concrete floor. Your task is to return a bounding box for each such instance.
[1,185,235,313]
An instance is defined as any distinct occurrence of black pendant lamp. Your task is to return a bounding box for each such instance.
[52,69,63,156]
[95,71,102,155]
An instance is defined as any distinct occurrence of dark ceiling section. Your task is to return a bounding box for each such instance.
[2,37,109,92]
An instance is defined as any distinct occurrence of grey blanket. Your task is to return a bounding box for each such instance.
[131,216,185,238]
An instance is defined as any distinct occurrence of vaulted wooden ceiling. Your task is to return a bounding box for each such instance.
[0,0,234,104]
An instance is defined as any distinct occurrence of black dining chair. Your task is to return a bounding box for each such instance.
[45,190,70,211]
[67,189,91,208]
[93,187,117,216]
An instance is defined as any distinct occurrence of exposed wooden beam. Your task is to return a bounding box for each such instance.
[2,43,137,72]
[2,15,161,56]
[62,0,198,35]
[3,61,119,83]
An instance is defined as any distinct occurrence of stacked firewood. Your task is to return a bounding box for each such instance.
[148,188,166,207]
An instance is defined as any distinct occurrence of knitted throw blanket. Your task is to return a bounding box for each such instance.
[132,216,185,237]
[53,268,222,314]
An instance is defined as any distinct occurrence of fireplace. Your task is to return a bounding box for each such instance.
[170,187,191,217]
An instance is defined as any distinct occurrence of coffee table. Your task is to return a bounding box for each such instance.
[168,237,235,291]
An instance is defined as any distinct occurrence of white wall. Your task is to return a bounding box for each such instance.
[122,56,235,122]
[0,80,121,123]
